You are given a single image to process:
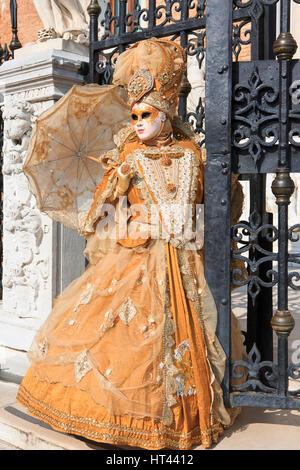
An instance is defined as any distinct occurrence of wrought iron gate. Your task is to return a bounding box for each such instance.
[87,0,300,410]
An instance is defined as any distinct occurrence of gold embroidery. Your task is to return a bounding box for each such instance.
[118,297,137,326]
[113,124,137,151]
[75,350,92,383]
[100,148,121,170]
[162,272,178,426]
[174,339,197,397]
[134,148,193,237]
[99,310,117,335]
[128,69,154,102]
[97,278,127,297]
[141,145,185,159]
[126,147,201,247]
[38,339,48,359]
[17,385,224,449]
[73,283,94,312]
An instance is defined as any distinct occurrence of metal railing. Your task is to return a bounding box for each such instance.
[0,0,22,65]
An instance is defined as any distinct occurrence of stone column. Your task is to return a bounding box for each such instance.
[0,41,88,379]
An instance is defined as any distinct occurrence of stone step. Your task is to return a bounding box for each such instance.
[0,379,299,450]
[0,380,106,450]
[0,439,20,450]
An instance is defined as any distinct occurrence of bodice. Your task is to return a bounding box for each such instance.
[122,141,203,248]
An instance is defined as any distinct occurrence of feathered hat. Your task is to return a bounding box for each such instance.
[112,38,186,119]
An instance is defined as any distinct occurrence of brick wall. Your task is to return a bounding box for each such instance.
[0,0,42,50]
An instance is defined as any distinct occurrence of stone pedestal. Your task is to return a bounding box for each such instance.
[0,42,87,379]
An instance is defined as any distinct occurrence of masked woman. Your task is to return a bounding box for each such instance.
[17,38,246,450]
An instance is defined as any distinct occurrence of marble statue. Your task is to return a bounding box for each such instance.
[32,0,91,44]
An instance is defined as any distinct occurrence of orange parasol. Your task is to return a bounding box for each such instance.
[24,84,131,231]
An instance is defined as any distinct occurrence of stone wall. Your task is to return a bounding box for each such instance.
[0,42,91,380]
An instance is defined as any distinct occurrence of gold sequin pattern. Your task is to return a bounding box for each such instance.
[17,385,225,449]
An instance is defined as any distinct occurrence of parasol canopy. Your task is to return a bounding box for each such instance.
[24,84,131,231]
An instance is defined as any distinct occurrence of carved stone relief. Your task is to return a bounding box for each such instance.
[2,99,52,318]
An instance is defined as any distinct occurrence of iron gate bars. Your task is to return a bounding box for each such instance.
[229,0,300,408]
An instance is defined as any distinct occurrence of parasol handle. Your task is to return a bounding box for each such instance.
[84,155,102,164]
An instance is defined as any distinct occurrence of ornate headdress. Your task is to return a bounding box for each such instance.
[113,38,186,118]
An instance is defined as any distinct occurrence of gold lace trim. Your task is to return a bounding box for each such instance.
[176,250,205,329]
[118,296,137,325]
[113,124,137,151]
[141,145,185,159]
[126,147,200,245]
[17,386,224,448]
[75,350,92,383]
[100,148,121,170]
[73,283,94,312]
[83,171,118,234]
[161,269,178,426]
[38,339,48,359]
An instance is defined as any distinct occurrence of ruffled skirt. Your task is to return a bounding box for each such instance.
[17,238,244,449]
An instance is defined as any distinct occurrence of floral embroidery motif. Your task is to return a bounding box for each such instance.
[134,147,194,237]
[174,340,196,397]
[118,297,137,325]
[75,350,92,383]
[126,147,200,248]
[113,124,135,151]
[73,283,94,312]
[161,270,179,426]
[162,308,179,426]
[128,69,153,102]
[38,338,48,359]
[99,310,116,334]
[97,279,127,297]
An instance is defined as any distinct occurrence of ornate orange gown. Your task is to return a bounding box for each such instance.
[17,129,245,450]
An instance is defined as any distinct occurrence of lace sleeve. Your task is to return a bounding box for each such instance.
[81,149,122,235]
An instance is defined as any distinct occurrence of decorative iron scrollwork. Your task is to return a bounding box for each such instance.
[233,0,279,22]
[232,343,278,393]
[100,3,119,40]
[288,363,300,396]
[288,224,300,289]
[232,66,279,166]
[195,0,206,18]
[232,20,251,62]
[126,0,150,32]
[155,0,181,26]
[288,224,300,243]
[186,31,206,70]
[231,210,278,303]
[186,96,205,143]
[99,0,208,38]
[289,80,300,147]
[96,48,120,84]
[188,0,206,18]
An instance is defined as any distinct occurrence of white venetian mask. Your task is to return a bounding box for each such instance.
[131,102,166,142]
